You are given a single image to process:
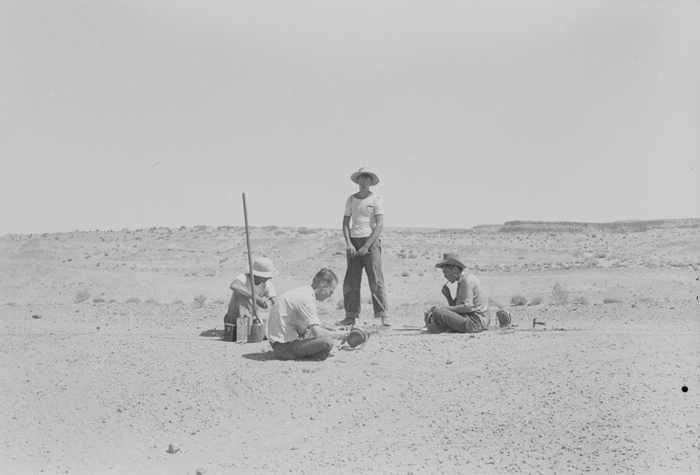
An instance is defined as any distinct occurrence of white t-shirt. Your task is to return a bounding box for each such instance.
[266,286,321,343]
[344,193,384,238]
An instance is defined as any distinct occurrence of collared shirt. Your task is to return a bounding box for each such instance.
[266,286,320,343]
[455,272,490,327]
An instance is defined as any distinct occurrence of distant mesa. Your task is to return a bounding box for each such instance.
[497,218,700,233]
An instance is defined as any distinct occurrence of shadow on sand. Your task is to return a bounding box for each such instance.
[242,351,277,362]
[199,328,225,339]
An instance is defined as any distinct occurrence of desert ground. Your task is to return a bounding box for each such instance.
[1,221,699,474]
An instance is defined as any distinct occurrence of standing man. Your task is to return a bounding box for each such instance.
[424,253,490,333]
[267,269,348,361]
[338,167,390,327]
[223,257,278,341]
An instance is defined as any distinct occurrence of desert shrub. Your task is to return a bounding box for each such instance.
[510,295,528,306]
[174,299,184,305]
[593,252,607,259]
[603,297,623,304]
[108,299,117,303]
[489,298,504,308]
[145,298,159,304]
[550,283,569,305]
[573,296,590,305]
[92,297,105,303]
[126,297,141,304]
[75,290,91,303]
[402,271,410,277]
[336,298,344,310]
[296,227,317,235]
[214,299,226,305]
[529,296,543,306]
[194,294,207,306]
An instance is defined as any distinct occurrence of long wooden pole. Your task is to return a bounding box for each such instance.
[242,193,258,322]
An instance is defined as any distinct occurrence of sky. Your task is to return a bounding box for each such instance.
[1,0,698,235]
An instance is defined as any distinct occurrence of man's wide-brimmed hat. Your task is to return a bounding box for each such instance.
[435,253,466,270]
[248,257,279,278]
[350,167,380,186]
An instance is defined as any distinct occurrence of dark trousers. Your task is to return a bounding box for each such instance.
[343,237,388,318]
[425,307,485,334]
[270,337,333,361]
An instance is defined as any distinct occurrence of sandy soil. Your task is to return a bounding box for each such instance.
[1,225,699,474]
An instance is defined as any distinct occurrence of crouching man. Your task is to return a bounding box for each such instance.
[425,253,490,333]
[267,268,348,361]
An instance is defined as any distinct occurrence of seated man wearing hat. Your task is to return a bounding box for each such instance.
[425,253,490,334]
[267,268,349,361]
[224,257,279,341]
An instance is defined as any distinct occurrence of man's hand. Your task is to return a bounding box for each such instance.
[256,296,269,309]
[346,245,356,260]
[356,244,370,257]
[441,285,452,299]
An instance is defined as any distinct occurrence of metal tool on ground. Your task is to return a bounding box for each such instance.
[240,192,264,343]
[533,318,546,329]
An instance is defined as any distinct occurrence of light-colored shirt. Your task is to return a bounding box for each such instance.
[226,273,276,320]
[266,286,320,343]
[344,193,384,238]
[455,272,490,328]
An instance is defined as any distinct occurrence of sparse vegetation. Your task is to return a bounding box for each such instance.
[194,294,208,306]
[145,298,159,304]
[489,298,504,308]
[550,283,569,305]
[75,290,91,303]
[92,297,105,303]
[510,295,528,306]
[336,298,344,310]
[573,296,590,305]
[603,297,623,304]
[529,296,543,306]
[126,297,141,304]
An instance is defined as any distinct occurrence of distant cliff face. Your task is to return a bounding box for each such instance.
[498,218,700,233]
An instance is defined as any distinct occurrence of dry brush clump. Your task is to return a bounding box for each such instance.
[528,296,543,306]
[194,294,208,306]
[75,290,91,303]
[550,283,569,305]
[603,297,623,304]
[489,298,504,308]
[126,297,141,304]
[510,295,528,306]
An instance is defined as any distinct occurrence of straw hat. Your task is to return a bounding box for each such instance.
[350,167,380,186]
[248,257,279,278]
[345,328,370,349]
[434,252,466,270]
